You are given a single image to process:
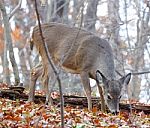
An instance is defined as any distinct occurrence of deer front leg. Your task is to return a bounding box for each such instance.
[97,84,106,113]
[28,64,43,102]
[80,72,92,110]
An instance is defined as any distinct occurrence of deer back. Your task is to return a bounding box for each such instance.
[30,23,115,79]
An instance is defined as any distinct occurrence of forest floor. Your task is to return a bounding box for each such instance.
[0,83,149,127]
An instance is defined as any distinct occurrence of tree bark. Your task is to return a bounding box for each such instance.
[84,0,99,32]
[46,0,69,23]
[18,49,30,88]
[131,3,150,100]
[0,0,20,85]
[107,0,125,76]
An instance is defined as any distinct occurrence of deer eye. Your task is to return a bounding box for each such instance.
[107,95,112,100]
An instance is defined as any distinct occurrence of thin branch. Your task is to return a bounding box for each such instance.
[132,71,150,75]
[72,0,86,25]
[34,0,64,127]
[8,0,22,20]
[116,70,150,77]
[115,70,123,77]
[53,0,70,17]
[124,0,131,49]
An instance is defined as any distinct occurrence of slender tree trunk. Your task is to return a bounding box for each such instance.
[84,0,99,32]
[62,0,69,23]
[131,4,150,100]
[1,52,10,84]
[0,2,10,84]
[72,0,79,22]
[47,0,68,23]
[37,0,48,23]
[46,0,53,22]
[18,49,30,88]
[0,0,20,85]
[107,0,125,75]
[72,0,85,27]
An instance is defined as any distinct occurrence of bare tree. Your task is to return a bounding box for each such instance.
[0,0,20,85]
[130,1,150,99]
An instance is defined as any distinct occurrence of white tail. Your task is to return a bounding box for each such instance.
[28,22,131,114]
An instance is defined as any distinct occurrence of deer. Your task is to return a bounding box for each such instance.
[28,22,131,114]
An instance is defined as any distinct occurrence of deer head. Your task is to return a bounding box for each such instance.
[96,70,131,114]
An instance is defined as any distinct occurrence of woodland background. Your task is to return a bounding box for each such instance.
[0,0,150,104]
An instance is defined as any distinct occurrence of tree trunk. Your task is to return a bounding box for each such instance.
[18,49,30,88]
[47,0,68,23]
[84,0,99,32]
[0,0,20,85]
[131,4,150,100]
[107,0,125,75]
[2,52,10,84]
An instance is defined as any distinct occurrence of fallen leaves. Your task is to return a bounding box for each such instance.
[0,83,149,127]
[0,98,149,128]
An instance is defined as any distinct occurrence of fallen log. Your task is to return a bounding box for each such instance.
[0,87,149,114]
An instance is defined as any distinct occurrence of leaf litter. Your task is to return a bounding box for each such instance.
[0,98,149,128]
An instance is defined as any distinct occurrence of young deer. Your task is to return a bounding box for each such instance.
[28,22,131,114]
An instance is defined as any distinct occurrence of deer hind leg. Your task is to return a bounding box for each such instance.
[42,66,55,105]
[28,63,43,102]
[80,72,92,110]
[42,74,51,104]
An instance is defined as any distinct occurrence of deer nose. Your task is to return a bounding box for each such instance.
[111,111,119,115]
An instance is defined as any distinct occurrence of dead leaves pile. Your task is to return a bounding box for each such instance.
[0,98,149,128]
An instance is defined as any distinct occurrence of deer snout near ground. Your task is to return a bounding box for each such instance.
[28,22,131,114]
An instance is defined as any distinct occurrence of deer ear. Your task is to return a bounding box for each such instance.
[96,70,108,85]
[119,73,131,86]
